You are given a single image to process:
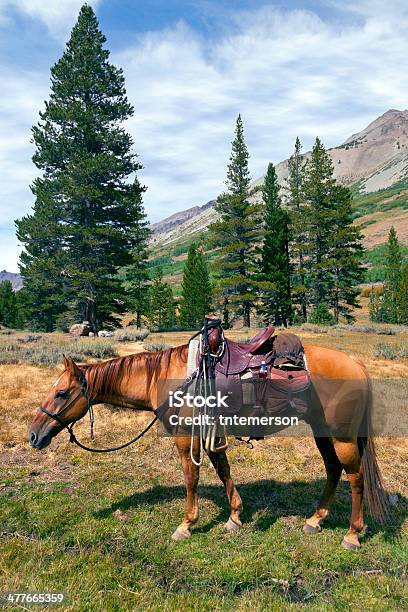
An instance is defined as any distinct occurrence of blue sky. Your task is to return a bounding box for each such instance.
[1,0,408,271]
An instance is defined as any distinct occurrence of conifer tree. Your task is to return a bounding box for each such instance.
[286,137,307,320]
[16,5,145,332]
[397,262,408,325]
[302,137,337,308]
[371,227,404,323]
[0,281,18,328]
[260,163,292,326]
[210,115,262,327]
[326,185,364,322]
[124,188,150,327]
[384,226,403,319]
[179,243,212,329]
[147,268,176,330]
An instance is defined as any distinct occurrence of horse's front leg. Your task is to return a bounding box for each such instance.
[172,436,201,541]
[207,449,243,531]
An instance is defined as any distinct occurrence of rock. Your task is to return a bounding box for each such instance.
[88,332,95,337]
[98,330,114,337]
[69,321,91,337]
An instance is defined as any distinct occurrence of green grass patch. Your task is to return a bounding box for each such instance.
[0,457,406,610]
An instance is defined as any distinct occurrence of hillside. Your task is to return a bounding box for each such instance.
[0,270,22,291]
[149,110,408,292]
[151,109,408,253]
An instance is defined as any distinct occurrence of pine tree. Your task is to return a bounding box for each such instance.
[397,262,408,325]
[16,196,69,331]
[16,4,145,332]
[179,243,212,329]
[286,137,307,320]
[260,163,292,326]
[326,185,364,322]
[384,226,402,321]
[0,281,18,328]
[302,137,337,309]
[124,186,150,327]
[210,115,262,327]
[147,268,176,330]
[371,227,404,323]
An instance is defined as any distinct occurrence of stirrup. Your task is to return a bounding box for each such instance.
[213,436,228,453]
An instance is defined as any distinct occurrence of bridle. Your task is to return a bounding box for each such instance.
[38,371,157,453]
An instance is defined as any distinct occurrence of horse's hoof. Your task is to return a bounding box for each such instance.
[303,522,321,535]
[171,527,191,541]
[225,517,241,532]
[342,536,360,550]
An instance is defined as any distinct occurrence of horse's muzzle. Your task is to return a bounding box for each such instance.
[28,429,52,449]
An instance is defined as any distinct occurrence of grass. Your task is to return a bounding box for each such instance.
[0,329,407,610]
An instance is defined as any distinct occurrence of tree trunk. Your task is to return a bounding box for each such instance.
[243,302,250,327]
[85,298,98,334]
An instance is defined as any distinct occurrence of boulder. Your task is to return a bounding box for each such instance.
[98,330,114,337]
[69,321,91,337]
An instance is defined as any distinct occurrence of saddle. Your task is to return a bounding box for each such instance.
[198,317,310,419]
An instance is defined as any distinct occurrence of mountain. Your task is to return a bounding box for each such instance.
[0,270,23,291]
[151,109,408,251]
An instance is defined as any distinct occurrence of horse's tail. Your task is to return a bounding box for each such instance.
[356,361,390,524]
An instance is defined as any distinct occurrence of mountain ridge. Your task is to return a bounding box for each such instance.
[151,109,408,249]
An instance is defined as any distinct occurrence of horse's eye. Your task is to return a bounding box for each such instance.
[55,390,68,399]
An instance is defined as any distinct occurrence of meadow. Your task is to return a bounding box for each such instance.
[0,326,407,610]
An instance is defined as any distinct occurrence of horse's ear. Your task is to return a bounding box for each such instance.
[63,354,82,379]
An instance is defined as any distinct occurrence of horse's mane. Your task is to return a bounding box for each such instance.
[81,345,187,400]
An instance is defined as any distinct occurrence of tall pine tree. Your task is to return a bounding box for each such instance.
[286,137,307,320]
[16,5,145,332]
[370,227,403,323]
[179,243,212,329]
[260,163,292,326]
[302,137,337,309]
[326,185,364,322]
[210,115,262,327]
[124,190,150,328]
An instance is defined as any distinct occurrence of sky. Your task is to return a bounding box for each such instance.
[1,1,408,272]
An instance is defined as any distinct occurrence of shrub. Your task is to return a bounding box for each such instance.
[0,336,117,366]
[16,334,43,343]
[115,326,150,342]
[373,342,408,360]
[144,340,170,352]
[308,304,336,326]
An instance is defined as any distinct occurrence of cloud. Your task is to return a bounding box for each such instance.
[0,0,102,36]
[2,1,408,270]
[117,4,408,222]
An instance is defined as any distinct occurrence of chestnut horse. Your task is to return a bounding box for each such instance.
[28,344,389,549]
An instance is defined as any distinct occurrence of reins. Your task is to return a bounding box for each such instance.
[38,370,158,453]
[39,320,224,455]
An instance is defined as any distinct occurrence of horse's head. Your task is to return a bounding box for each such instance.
[28,356,89,449]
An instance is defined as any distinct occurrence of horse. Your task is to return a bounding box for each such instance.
[28,343,389,550]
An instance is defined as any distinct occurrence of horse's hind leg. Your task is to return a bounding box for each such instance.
[332,438,365,550]
[172,437,201,541]
[304,436,343,534]
[207,450,243,531]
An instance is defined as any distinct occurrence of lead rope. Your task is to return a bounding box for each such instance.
[190,336,205,467]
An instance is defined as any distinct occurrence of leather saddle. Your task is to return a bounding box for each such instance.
[208,323,276,375]
[200,318,308,419]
